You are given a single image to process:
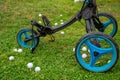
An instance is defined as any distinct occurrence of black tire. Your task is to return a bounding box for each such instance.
[17,28,39,49]
[97,12,118,37]
[75,32,119,72]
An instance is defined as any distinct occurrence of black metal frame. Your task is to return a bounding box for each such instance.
[31,0,103,35]
[28,0,104,52]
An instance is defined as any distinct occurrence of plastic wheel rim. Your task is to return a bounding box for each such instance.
[76,35,117,72]
[98,14,117,37]
[17,29,38,48]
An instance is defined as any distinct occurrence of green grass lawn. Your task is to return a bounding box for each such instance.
[0,0,120,80]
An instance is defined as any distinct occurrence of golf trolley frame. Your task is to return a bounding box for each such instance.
[29,0,103,51]
[17,0,119,72]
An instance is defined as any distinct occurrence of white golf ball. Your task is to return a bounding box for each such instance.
[35,66,41,72]
[9,56,14,61]
[17,48,23,53]
[27,63,33,69]
[39,13,42,17]
[88,49,90,53]
[38,21,42,24]
[73,48,75,52]
[107,60,111,63]
[60,14,63,17]
[13,48,18,52]
[74,0,80,2]
[60,20,63,22]
[82,47,87,51]
[82,53,87,58]
[54,23,58,26]
[95,61,100,65]
[60,31,64,34]
[61,22,64,24]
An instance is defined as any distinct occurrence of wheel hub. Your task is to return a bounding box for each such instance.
[94,52,99,56]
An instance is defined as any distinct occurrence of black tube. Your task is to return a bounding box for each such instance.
[86,20,91,33]
[31,20,44,27]
[52,16,78,33]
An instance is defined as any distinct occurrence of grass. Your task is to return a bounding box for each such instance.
[0,0,120,80]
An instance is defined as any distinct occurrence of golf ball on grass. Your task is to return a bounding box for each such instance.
[27,62,33,69]
[88,49,90,53]
[82,53,87,58]
[60,20,63,22]
[107,60,111,63]
[39,13,42,17]
[54,23,58,26]
[38,21,42,24]
[73,48,75,52]
[82,47,87,51]
[13,48,18,52]
[17,48,23,53]
[60,31,64,34]
[74,0,80,2]
[61,22,64,24]
[35,66,41,72]
[60,14,63,17]
[95,61,100,65]
[9,56,14,61]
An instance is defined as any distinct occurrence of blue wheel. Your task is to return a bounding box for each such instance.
[97,12,118,37]
[17,28,39,49]
[75,32,119,72]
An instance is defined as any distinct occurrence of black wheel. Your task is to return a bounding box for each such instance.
[97,12,118,37]
[75,32,119,72]
[17,28,39,49]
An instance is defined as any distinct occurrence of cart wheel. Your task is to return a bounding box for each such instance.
[17,28,39,49]
[75,32,119,72]
[97,12,118,37]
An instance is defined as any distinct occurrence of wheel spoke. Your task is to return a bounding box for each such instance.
[103,20,112,29]
[23,42,27,46]
[98,48,113,55]
[17,29,39,49]
[85,40,98,66]
[85,40,113,53]
[85,40,113,67]
[85,40,98,52]
[89,55,99,67]
[23,32,31,39]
